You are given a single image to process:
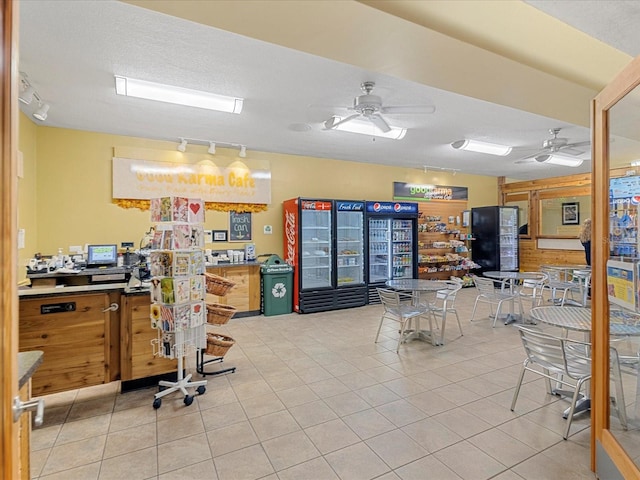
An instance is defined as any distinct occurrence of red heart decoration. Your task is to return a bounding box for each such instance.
[190,203,201,215]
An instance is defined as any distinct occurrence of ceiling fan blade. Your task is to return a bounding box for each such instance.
[560,147,586,156]
[323,113,360,130]
[566,140,591,148]
[381,105,436,115]
[518,149,547,161]
[368,114,391,133]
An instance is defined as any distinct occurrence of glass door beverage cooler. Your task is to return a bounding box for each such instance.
[471,206,519,273]
[365,201,419,303]
[283,198,367,313]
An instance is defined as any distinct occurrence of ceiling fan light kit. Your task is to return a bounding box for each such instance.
[114,75,244,114]
[322,81,433,140]
[324,115,407,140]
[535,154,584,167]
[450,139,512,156]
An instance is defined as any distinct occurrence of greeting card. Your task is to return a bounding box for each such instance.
[188,198,205,224]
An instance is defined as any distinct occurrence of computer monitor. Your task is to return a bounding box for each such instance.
[87,244,118,268]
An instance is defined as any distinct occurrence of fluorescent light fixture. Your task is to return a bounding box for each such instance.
[324,116,406,140]
[239,145,247,158]
[451,139,512,156]
[535,154,584,167]
[177,138,187,152]
[208,142,216,155]
[114,75,243,114]
[33,103,49,121]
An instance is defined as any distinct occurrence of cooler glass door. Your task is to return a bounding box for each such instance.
[301,209,332,289]
[392,219,413,279]
[336,210,364,286]
[369,217,391,282]
[499,207,518,271]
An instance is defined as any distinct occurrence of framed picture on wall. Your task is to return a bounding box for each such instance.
[562,202,579,225]
[212,230,228,242]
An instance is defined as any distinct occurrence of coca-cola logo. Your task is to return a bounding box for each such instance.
[285,211,296,265]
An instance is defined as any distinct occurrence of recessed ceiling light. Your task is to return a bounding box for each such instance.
[114,76,243,114]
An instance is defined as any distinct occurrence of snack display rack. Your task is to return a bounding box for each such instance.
[147,197,208,409]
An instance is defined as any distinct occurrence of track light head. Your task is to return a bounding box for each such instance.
[239,145,247,158]
[208,142,216,155]
[33,103,49,121]
[177,138,187,152]
[19,85,35,105]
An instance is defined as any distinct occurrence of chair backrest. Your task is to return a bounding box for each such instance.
[516,326,591,380]
[519,273,548,296]
[541,268,563,282]
[377,288,400,311]
[473,276,500,296]
[435,280,462,303]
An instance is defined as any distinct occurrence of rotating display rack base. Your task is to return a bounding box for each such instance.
[153,353,207,409]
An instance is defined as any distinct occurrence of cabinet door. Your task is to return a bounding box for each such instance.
[121,294,176,381]
[19,293,111,396]
[221,266,250,311]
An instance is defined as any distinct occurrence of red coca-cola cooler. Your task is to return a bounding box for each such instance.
[283,198,367,313]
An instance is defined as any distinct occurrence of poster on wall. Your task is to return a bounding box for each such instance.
[229,211,252,241]
[607,259,636,311]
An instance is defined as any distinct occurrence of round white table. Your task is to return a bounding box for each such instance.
[530,306,640,418]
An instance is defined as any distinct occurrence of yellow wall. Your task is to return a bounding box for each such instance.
[20,122,498,272]
[18,113,38,281]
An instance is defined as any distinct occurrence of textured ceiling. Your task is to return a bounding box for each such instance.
[17,0,640,181]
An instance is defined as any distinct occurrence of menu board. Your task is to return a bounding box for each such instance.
[230,211,252,241]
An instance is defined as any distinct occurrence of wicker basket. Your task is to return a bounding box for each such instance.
[205,272,236,296]
[205,333,235,357]
[206,303,237,325]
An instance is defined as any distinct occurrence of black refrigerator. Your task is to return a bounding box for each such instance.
[365,201,419,303]
[471,206,519,273]
[283,198,367,313]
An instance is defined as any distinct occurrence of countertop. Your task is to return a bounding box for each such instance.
[206,261,259,268]
[18,350,44,389]
[18,282,128,297]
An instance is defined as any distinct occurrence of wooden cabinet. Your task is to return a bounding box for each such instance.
[120,293,176,383]
[417,200,476,284]
[19,293,111,396]
[19,382,30,480]
[206,264,261,316]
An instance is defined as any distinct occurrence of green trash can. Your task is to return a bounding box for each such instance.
[261,255,294,316]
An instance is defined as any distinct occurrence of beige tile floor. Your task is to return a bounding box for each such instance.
[29,287,611,480]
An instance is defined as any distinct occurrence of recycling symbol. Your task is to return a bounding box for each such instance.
[272,282,286,298]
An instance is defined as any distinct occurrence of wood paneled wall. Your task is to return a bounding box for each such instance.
[499,167,632,271]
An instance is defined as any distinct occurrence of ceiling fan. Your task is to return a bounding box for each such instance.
[514,128,590,166]
[322,81,435,134]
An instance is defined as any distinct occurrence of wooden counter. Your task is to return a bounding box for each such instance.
[18,263,260,395]
[206,262,261,317]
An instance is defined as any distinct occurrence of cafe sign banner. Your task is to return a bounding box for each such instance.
[112,157,271,204]
[393,182,468,201]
